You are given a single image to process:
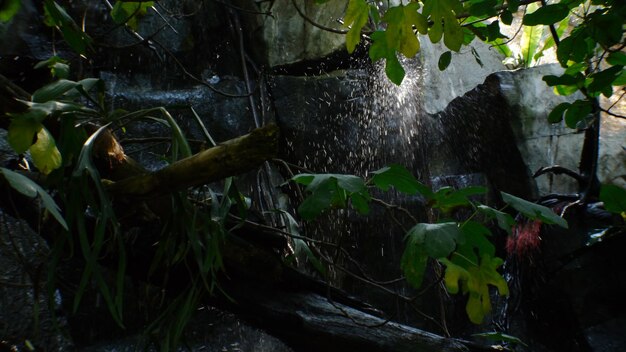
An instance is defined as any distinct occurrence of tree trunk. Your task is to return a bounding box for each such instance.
[105,124,279,197]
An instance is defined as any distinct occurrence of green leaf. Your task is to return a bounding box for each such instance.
[32,79,80,103]
[534,17,569,61]
[520,4,544,68]
[522,3,569,26]
[29,126,62,175]
[8,119,42,154]
[293,173,370,219]
[0,0,20,22]
[370,164,431,196]
[0,167,68,230]
[438,51,452,71]
[369,31,406,84]
[599,184,626,214]
[405,222,460,259]
[476,205,515,234]
[501,192,568,228]
[43,0,92,55]
[423,0,464,51]
[439,258,469,294]
[468,0,497,17]
[111,0,153,30]
[401,229,429,289]
[343,0,369,53]
[432,186,486,212]
[564,99,593,129]
[547,102,571,123]
[459,221,495,258]
[383,3,427,57]
[587,11,622,47]
[441,254,508,324]
[424,222,461,258]
[500,9,513,25]
[586,66,624,95]
[607,52,626,66]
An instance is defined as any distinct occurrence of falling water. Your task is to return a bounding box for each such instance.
[275,57,432,323]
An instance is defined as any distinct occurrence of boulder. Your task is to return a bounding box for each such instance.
[244,0,348,67]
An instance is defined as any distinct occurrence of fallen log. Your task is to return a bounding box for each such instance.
[105,124,279,197]
[220,281,485,352]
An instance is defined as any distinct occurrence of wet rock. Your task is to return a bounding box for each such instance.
[0,209,73,351]
[419,39,506,115]
[242,0,348,67]
[496,65,586,195]
[496,65,626,194]
[81,308,293,352]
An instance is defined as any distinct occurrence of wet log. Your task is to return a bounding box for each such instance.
[221,282,479,352]
[105,124,279,197]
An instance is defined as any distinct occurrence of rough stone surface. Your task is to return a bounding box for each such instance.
[496,64,626,194]
[419,39,507,114]
[248,0,348,67]
[0,209,73,351]
[81,308,293,352]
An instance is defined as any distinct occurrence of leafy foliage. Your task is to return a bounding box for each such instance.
[336,0,625,133]
[292,165,567,324]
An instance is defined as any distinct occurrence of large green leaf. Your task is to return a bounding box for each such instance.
[501,192,568,228]
[343,0,369,53]
[8,119,42,154]
[0,167,68,230]
[383,3,427,58]
[43,0,92,55]
[29,126,62,175]
[405,222,460,259]
[432,186,486,213]
[293,173,370,219]
[476,205,514,234]
[422,0,464,51]
[110,0,153,30]
[520,4,544,67]
[599,184,626,214]
[523,3,569,26]
[401,229,429,289]
[370,164,431,196]
[441,254,508,324]
[369,31,405,85]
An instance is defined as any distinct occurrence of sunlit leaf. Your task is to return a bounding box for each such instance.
[29,126,62,175]
[441,254,508,324]
[423,0,464,51]
[8,119,42,154]
[501,192,568,228]
[383,3,427,58]
[343,0,369,53]
[369,31,405,84]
